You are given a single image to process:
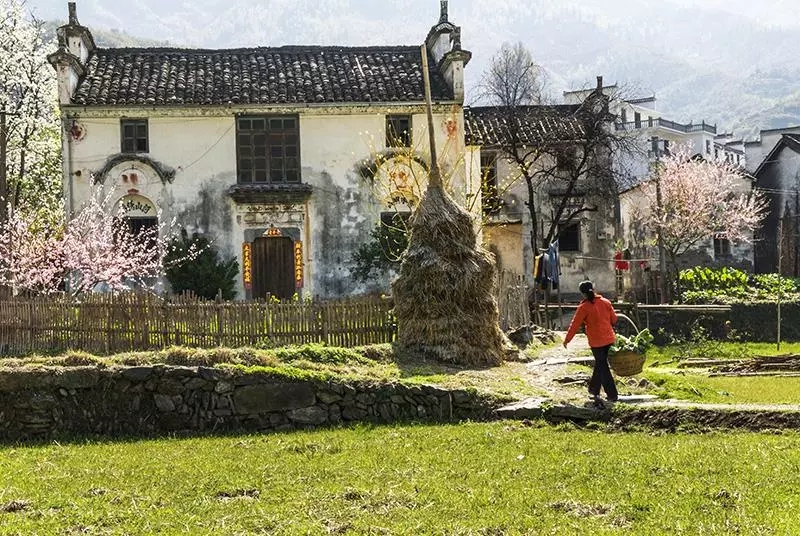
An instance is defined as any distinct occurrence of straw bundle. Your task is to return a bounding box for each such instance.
[391,185,515,366]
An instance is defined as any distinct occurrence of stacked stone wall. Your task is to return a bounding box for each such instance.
[0,366,494,442]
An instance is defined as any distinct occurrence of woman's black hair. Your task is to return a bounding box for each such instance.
[579,280,595,303]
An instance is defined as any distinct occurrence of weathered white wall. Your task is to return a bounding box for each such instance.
[63,105,468,300]
[473,148,618,299]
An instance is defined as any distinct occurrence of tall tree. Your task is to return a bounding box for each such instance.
[0,0,62,227]
[477,42,636,252]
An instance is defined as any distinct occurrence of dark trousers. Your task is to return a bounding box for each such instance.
[589,344,618,400]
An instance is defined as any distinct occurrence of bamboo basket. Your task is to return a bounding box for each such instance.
[607,313,647,376]
[608,350,645,377]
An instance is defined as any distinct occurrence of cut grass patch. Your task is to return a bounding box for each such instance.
[1,423,798,534]
[643,370,800,405]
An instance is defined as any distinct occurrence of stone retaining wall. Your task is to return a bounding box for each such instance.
[0,366,495,442]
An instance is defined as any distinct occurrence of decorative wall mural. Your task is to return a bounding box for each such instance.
[374,155,429,209]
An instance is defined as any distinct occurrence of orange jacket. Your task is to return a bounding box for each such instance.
[564,295,618,348]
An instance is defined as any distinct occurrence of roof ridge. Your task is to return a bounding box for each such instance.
[96,45,424,54]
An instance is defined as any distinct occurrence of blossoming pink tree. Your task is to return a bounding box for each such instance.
[633,146,768,299]
[0,193,196,296]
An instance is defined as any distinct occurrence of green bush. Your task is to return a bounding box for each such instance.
[679,266,800,304]
[165,230,239,300]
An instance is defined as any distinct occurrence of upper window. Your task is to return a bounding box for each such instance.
[634,112,641,129]
[705,140,712,154]
[236,116,300,184]
[121,119,148,153]
[556,149,576,172]
[480,152,501,216]
[558,221,581,252]
[386,115,411,148]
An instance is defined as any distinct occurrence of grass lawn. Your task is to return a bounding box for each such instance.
[2,422,799,535]
[632,342,800,405]
[640,370,800,405]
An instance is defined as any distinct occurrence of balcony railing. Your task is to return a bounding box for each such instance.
[616,117,717,135]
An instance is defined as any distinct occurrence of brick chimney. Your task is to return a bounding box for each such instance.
[425,1,471,102]
[47,2,96,104]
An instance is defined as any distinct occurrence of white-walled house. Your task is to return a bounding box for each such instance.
[752,133,800,275]
[563,83,754,301]
[464,82,621,299]
[48,1,473,300]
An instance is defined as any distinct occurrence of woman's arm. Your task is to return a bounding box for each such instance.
[563,305,587,347]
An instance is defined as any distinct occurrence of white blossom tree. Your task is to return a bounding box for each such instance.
[0,0,62,227]
[633,146,768,297]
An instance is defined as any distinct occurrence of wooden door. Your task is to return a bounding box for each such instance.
[252,237,295,300]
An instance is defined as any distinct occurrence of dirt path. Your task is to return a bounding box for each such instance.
[504,335,800,430]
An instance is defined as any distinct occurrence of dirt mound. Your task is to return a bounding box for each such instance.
[610,407,800,432]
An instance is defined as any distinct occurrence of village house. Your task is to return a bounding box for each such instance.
[47,1,473,300]
[464,78,620,300]
[749,132,800,275]
[575,88,757,302]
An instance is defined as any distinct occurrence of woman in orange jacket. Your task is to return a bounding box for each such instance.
[563,280,619,402]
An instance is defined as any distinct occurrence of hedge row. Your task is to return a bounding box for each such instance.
[636,303,800,343]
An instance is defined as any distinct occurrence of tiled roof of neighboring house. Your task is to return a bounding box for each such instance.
[626,95,656,105]
[463,105,585,146]
[755,133,800,177]
[72,46,454,106]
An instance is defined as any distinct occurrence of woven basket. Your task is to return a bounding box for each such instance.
[608,350,645,377]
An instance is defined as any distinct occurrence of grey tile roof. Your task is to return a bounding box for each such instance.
[72,46,454,106]
[464,105,586,146]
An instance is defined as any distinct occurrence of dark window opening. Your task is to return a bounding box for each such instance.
[714,235,731,258]
[237,116,300,184]
[480,153,502,216]
[113,216,159,260]
[121,119,149,153]
[558,221,581,252]
[556,150,576,172]
[634,112,641,129]
[706,140,712,154]
[386,115,411,148]
[620,108,627,124]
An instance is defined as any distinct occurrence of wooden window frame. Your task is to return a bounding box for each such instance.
[121,119,149,154]
[480,152,502,216]
[236,115,301,184]
[386,115,412,148]
[714,234,731,258]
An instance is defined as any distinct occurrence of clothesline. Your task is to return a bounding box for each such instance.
[574,255,659,263]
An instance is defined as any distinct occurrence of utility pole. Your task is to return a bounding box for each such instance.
[652,136,667,303]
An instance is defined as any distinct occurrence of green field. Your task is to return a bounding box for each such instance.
[2,422,799,535]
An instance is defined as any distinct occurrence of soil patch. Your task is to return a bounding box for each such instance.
[610,407,800,432]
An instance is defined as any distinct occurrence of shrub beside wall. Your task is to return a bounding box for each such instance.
[633,303,800,343]
[0,365,495,442]
[729,302,800,342]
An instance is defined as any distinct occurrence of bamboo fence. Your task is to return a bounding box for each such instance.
[0,293,396,356]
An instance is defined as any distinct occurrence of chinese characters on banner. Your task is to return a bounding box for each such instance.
[242,242,252,290]
[294,241,304,288]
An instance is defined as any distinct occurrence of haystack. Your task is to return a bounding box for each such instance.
[392,184,513,365]
[391,46,514,366]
